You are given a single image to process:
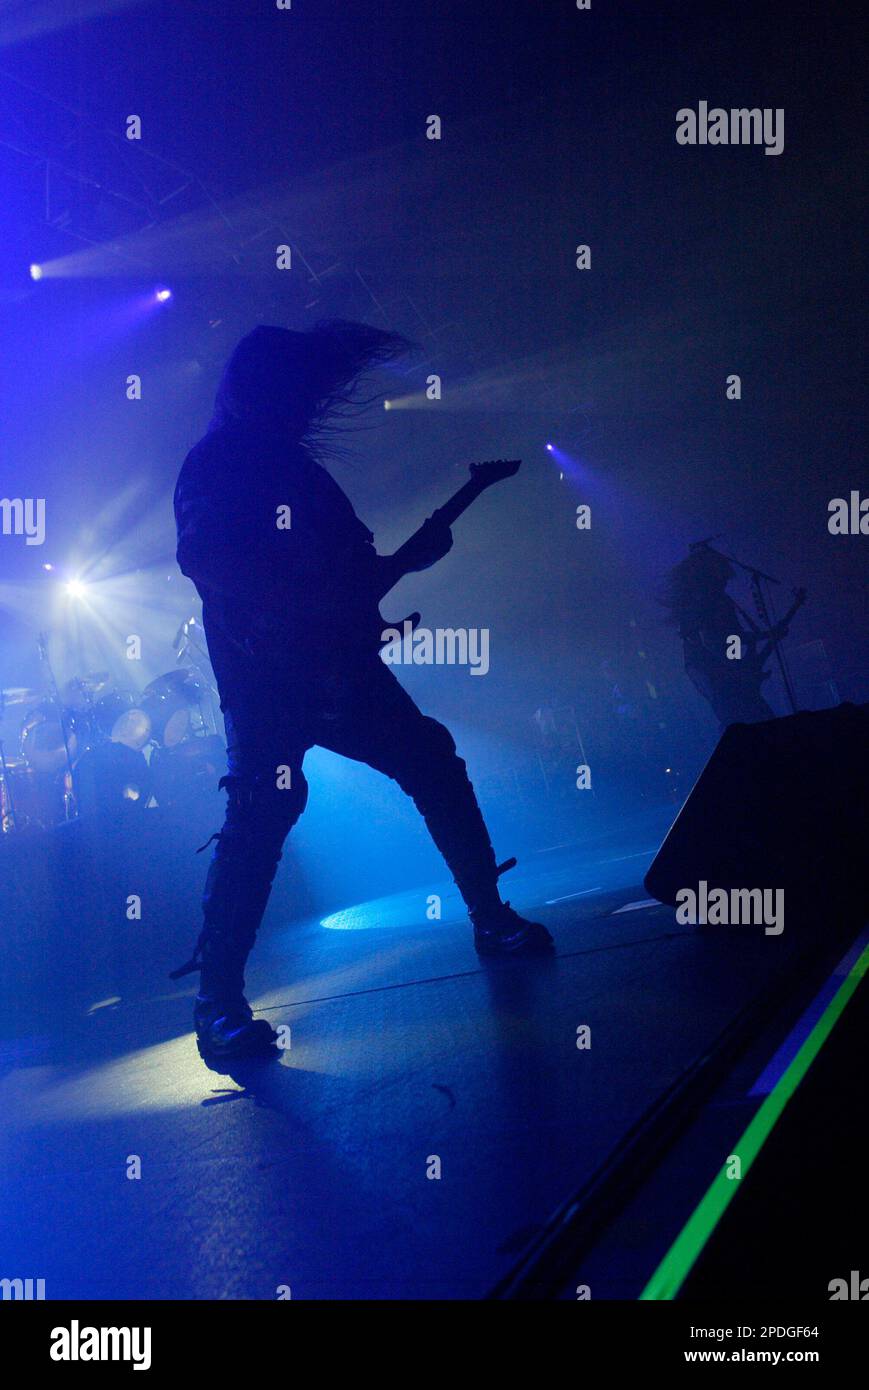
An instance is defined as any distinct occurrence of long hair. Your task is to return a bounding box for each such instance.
[658,546,734,628]
[208,319,414,452]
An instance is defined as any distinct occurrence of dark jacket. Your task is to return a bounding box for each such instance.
[174,422,380,698]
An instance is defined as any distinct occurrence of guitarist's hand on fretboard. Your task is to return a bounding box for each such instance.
[374,457,521,646]
[393,515,454,576]
[763,587,808,646]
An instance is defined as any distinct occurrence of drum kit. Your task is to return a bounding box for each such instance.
[0,626,226,832]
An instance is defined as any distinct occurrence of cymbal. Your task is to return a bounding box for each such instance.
[0,686,43,708]
[62,672,111,706]
[64,671,110,693]
[144,670,199,698]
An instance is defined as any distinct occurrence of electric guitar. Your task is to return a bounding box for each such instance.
[242,458,522,661]
[376,458,521,644]
[736,586,807,681]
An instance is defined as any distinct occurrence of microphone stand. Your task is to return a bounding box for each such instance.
[747,569,799,715]
[37,632,78,820]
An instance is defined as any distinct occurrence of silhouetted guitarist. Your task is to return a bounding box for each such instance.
[173,322,552,1063]
[661,545,805,729]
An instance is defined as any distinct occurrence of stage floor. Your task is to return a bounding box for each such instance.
[0,829,856,1300]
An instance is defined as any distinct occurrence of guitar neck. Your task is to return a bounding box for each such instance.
[430,477,488,530]
[780,593,805,629]
[379,459,521,603]
[751,593,806,666]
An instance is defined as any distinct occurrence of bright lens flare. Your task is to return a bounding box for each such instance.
[65,579,88,599]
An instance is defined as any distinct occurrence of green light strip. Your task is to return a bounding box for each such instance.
[640,942,869,1301]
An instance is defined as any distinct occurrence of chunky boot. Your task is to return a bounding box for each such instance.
[194,994,278,1062]
[471,900,555,958]
[173,913,279,1063]
[170,792,297,1064]
[192,910,280,1062]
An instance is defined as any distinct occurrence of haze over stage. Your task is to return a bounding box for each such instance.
[0,0,865,1316]
[0,811,861,1301]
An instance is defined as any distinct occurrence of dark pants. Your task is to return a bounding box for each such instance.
[197,657,500,999]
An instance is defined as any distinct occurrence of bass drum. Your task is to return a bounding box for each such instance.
[71,743,152,820]
[19,702,79,774]
[93,690,151,750]
[1,759,66,831]
[142,671,199,748]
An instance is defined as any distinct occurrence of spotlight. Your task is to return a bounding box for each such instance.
[65,579,87,599]
[545,443,554,452]
[155,287,172,302]
[29,264,43,281]
[383,400,392,410]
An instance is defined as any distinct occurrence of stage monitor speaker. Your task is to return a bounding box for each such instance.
[645,703,868,929]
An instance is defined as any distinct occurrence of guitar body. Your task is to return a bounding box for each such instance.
[688,586,806,723]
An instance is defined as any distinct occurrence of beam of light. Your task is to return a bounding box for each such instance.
[23,119,530,283]
[380,391,430,411]
[0,0,146,49]
[640,935,869,1300]
[50,564,192,689]
[0,947,462,1127]
[0,1026,324,1128]
[29,263,43,281]
[541,442,622,517]
[85,289,179,338]
[23,133,439,281]
[2,481,192,690]
[544,441,592,486]
[26,291,184,364]
[320,879,462,931]
[254,941,442,1010]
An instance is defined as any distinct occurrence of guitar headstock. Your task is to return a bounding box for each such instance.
[469,458,521,486]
